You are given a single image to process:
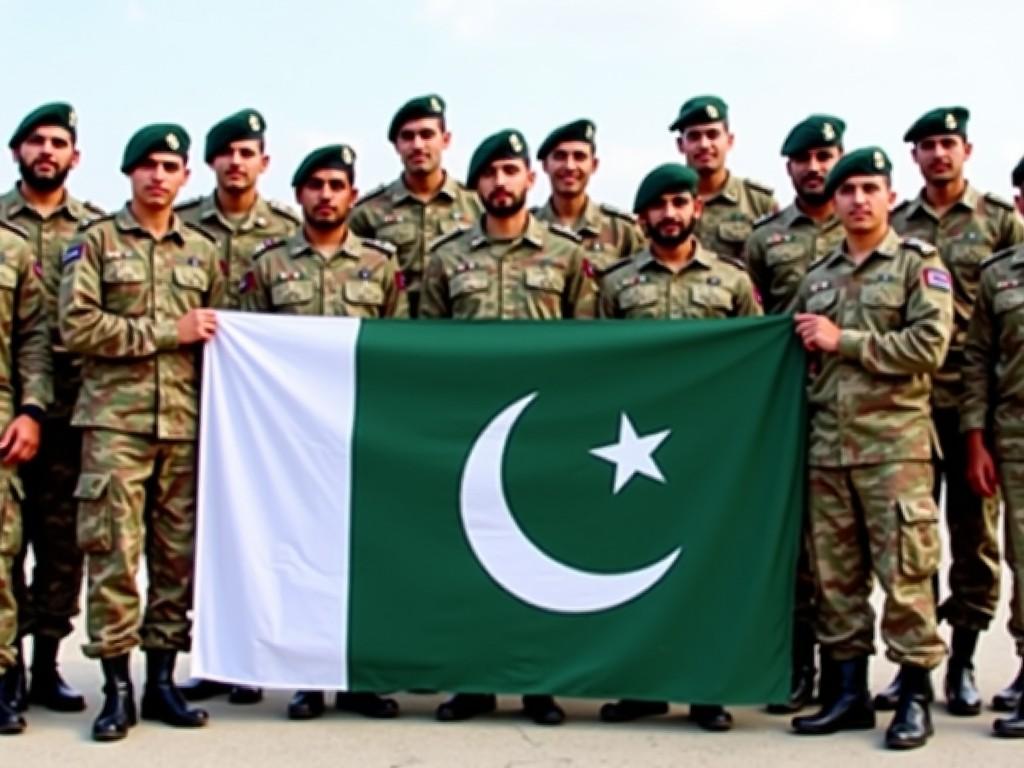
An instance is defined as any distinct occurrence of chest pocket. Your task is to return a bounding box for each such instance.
[617,283,659,312]
[0,264,18,291]
[172,265,210,292]
[343,280,384,306]
[806,288,838,314]
[948,238,989,267]
[271,278,314,306]
[860,282,905,309]
[765,241,806,266]
[690,284,734,313]
[450,270,490,298]
[993,288,1024,315]
[102,257,146,285]
[102,255,147,316]
[523,265,566,293]
[717,219,752,244]
[378,221,417,248]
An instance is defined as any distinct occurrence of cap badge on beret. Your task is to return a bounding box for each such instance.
[341,146,354,165]
[585,123,595,140]
[706,104,719,119]
[68,109,78,128]
[822,122,835,142]
[873,150,885,170]
[248,113,262,131]
[429,96,442,113]
[945,112,957,131]
[166,133,180,151]
[509,133,524,153]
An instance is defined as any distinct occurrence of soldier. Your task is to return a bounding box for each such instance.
[669,95,777,261]
[0,222,52,735]
[886,107,1024,716]
[241,144,404,721]
[790,148,953,750]
[1,102,102,715]
[744,115,846,715]
[175,108,297,707]
[597,163,757,733]
[58,124,224,742]
[421,129,589,726]
[963,242,1024,737]
[348,94,481,317]
[1013,157,1024,217]
[532,119,644,275]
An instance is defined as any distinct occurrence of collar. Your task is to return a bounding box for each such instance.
[200,192,274,232]
[114,205,186,243]
[467,214,546,250]
[391,171,459,204]
[538,196,603,236]
[781,201,840,231]
[824,227,900,268]
[2,183,85,221]
[904,183,980,220]
[636,241,714,272]
[287,229,361,260]
[704,172,742,204]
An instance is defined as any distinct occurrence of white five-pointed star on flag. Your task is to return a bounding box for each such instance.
[590,414,671,494]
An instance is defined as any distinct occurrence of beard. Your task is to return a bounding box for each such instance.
[797,189,830,208]
[649,218,697,248]
[306,211,345,230]
[482,190,527,219]
[19,160,69,193]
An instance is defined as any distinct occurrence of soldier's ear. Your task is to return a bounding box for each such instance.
[70,147,81,171]
[442,131,452,151]
[963,141,973,161]
[591,156,600,175]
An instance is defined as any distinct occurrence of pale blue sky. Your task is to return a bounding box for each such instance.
[3,0,1021,211]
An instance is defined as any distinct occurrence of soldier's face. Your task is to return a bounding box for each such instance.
[211,139,268,193]
[677,123,733,174]
[787,147,842,206]
[543,142,598,197]
[911,135,971,185]
[129,153,190,209]
[297,169,358,230]
[395,118,450,176]
[833,175,896,234]
[13,126,79,193]
[642,191,702,248]
[478,159,535,219]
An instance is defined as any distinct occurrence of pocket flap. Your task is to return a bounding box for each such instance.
[765,242,806,266]
[898,497,938,524]
[102,259,146,284]
[343,280,384,306]
[173,265,210,292]
[523,265,565,293]
[450,271,490,297]
[271,279,314,306]
[618,284,659,310]
[74,473,110,501]
[994,288,1024,314]
[806,288,837,313]
[860,283,904,308]
[690,284,733,310]
[717,220,752,243]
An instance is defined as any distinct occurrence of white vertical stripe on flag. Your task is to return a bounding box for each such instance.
[193,312,360,689]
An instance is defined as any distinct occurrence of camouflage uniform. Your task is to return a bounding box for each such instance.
[962,245,1024,657]
[892,187,1024,631]
[695,174,777,262]
[532,198,645,273]
[797,229,953,667]
[0,221,52,670]
[744,204,845,315]
[58,206,223,659]
[597,244,760,319]
[240,230,408,318]
[176,193,299,310]
[420,215,594,320]
[349,174,481,316]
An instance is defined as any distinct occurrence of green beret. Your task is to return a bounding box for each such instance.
[9,102,77,149]
[903,106,969,143]
[121,124,190,174]
[823,146,892,198]
[633,163,699,214]
[1012,156,1024,189]
[388,94,446,143]
[537,119,596,160]
[466,129,529,189]
[781,114,846,157]
[291,144,357,188]
[668,95,728,133]
[205,108,266,163]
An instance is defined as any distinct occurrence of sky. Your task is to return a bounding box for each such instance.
[3,0,1022,212]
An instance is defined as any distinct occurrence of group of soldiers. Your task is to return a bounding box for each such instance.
[0,93,1022,752]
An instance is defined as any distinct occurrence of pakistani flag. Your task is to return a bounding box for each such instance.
[194,312,805,704]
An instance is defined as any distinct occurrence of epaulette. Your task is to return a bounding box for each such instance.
[252,237,286,260]
[752,210,783,229]
[901,236,937,255]
[267,199,301,224]
[890,199,911,215]
[601,256,633,277]
[354,183,389,207]
[599,203,638,223]
[78,212,114,231]
[364,237,397,257]
[743,178,774,197]
[183,221,218,243]
[0,219,29,239]
[984,192,1015,212]
[715,253,747,271]
[173,196,203,212]
[547,222,583,242]
[83,200,106,217]
[427,225,469,252]
[981,246,1018,270]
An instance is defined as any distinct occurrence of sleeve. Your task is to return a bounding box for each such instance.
[347,203,375,239]
[418,251,450,318]
[58,232,180,359]
[742,234,769,304]
[382,260,409,319]
[960,277,995,432]
[621,219,647,259]
[13,241,52,410]
[238,259,270,313]
[206,243,226,309]
[836,253,954,375]
[1000,209,1024,250]
[564,245,596,319]
[733,270,763,317]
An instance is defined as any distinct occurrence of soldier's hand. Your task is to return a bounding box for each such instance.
[794,313,841,353]
[0,415,41,465]
[177,309,218,345]
[965,430,998,498]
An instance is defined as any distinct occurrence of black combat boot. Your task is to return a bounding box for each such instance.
[689,704,733,732]
[0,669,26,735]
[792,656,875,735]
[885,664,934,750]
[178,677,231,701]
[28,635,86,712]
[92,654,136,742]
[0,639,26,713]
[993,689,1024,738]
[227,685,263,704]
[872,671,900,711]
[287,690,325,720]
[599,698,669,722]
[335,691,398,718]
[522,694,565,726]
[768,621,817,714]
[944,627,981,716]
[435,693,497,722]
[992,661,1024,712]
[139,650,208,727]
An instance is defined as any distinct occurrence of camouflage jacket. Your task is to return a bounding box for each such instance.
[0,221,52,426]
[891,185,1024,407]
[962,246,1024,460]
[796,229,953,467]
[695,173,777,261]
[531,197,645,274]
[240,230,408,318]
[598,243,761,319]
[58,206,224,440]
[744,203,844,315]
[176,192,299,310]
[420,215,594,320]
[348,172,481,314]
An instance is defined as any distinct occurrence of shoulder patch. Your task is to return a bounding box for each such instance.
[901,236,937,255]
[599,203,637,223]
[984,192,1014,212]
[252,237,286,260]
[547,222,583,243]
[183,221,218,244]
[174,196,202,212]
[427,225,470,252]
[267,199,301,224]
[364,237,397,256]
[981,246,1018,270]
[62,242,84,265]
[743,178,774,197]
[355,183,389,207]
[752,210,782,229]
[715,253,747,271]
[0,219,29,240]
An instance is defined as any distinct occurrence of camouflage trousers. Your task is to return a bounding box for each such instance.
[933,406,1001,630]
[76,429,197,659]
[12,412,84,640]
[0,469,24,671]
[998,462,1024,658]
[808,462,946,668]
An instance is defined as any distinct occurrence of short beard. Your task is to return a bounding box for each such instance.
[483,192,526,219]
[19,161,69,193]
[649,219,696,248]
[797,189,830,208]
[306,214,345,231]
